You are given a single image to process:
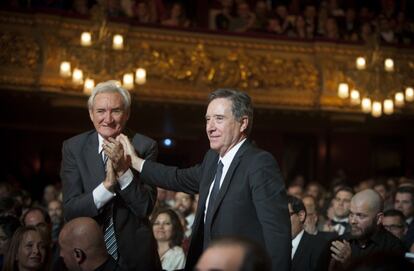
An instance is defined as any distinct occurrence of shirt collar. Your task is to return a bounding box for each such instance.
[292,229,304,247]
[220,138,246,168]
[333,217,349,223]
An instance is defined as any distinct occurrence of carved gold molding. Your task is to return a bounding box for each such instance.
[0,11,413,113]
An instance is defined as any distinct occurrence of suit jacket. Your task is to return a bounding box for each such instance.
[141,140,291,271]
[292,232,330,271]
[60,130,161,271]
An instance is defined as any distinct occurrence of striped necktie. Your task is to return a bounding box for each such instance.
[102,151,118,260]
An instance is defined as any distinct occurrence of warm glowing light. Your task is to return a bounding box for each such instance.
[338,83,349,99]
[350,89,360,105]
[83,78,95,94]
[394,92,404,107]
[405,87,414,102]
[72,68,83,84]
[384,58,394,72]
[60,61,71,77]
[371,101,382,117]
[135,68,146,85]
[356,57,366,70]
[80,32,92,46]
[361,97,372,113]
[383,99,394,115]
[113,34,124,50]
[123,73,134,90]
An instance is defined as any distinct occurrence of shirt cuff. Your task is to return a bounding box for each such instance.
[118,168,133,190]
[92,183,115,210]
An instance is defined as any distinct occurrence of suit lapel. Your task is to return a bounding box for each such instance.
[84,132,105,188]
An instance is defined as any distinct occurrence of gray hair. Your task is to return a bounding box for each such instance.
[208,89,254,135]
[87,80,131,112]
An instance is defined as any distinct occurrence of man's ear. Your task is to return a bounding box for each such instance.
[89,109,94,122]
[73,248,85,264]
[239,116,249,133]
[376,212,384,225]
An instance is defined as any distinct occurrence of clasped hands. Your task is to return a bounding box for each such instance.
[330,240,351,263]
[101,134,143,191]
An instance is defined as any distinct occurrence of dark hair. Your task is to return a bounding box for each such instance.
[2,226,50,271]
[0,215,21,239]
[334,186,354,198]
[208,89,254,135]
[287,195,307,217]
[395,186,414,205]
[383,209,406,222]
[209,236,271,271]
[22,207,51,226]
[151,209,184,248]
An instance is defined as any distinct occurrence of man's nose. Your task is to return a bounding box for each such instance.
[104,112,113,123]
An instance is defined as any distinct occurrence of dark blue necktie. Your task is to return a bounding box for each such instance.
[204,160,224,248]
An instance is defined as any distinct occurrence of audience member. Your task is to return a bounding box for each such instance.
[0,215,21,270]
[324,187,353,235]
[47,200,63,243]
[195,236,271,271]
[161,2,190,28]
[2,225,49,271]
[382,209,407,241]
[394,186,414,249]
[59,217,122,271]
[329,189,406,270]
[151,209,186,271]
[174,192,195,237]
[230,1,256,32]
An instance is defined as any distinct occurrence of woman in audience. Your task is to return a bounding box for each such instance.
[2,226,49,271]
[152,209,186,271]
[161,2,190,28]
[0,215,21,270]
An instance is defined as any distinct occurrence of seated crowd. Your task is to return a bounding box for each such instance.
[2,0,413,45]
[0,173,413,270]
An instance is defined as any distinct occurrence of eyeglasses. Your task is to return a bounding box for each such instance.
[383,224,405,231]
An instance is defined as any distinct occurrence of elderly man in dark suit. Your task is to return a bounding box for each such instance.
[60,80,161,270]
[118,89,291,271]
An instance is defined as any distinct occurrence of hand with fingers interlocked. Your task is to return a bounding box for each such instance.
[103,137,131,177]
[103,159,117,192]
[330,240,352,263]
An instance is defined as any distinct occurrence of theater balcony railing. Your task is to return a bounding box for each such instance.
[0,10,413,116]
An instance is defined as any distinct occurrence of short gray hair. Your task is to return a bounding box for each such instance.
[87,80,131,112]
[208,88,254,135]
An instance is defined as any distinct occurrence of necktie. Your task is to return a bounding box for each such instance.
[204,160,224,248]
[102,151,118,260]
[331,220,348,227]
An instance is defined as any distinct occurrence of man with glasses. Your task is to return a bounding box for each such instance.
[382,209,407,241]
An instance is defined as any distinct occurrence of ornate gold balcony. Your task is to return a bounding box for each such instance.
[1,10,413,114]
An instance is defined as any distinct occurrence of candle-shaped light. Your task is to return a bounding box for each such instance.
[60,61,71,77]
[383,99,394,115]
[361,97,372,113]
[135,68,146,85]
[350,89,360,105]
[72,68,83,84]
[123,73,134,90]
[356,57,366,70]
[405,87,414,102]
[338,83,349,99]
[384,58,394,72]
[83,78,95,94]
[371,101,382,117]
[394,92,404,107]
[80,32,92,46]
[113,34,124,50]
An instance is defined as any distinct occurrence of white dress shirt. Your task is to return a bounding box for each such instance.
[291,229,304,259]
[92,134,133,210]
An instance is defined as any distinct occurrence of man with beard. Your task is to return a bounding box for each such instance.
[174,192,196,237]
[329,189,406,269]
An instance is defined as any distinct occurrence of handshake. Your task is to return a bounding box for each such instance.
[101,134,144,191]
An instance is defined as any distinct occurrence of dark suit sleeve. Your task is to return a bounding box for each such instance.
[249,152,291,271]
[116,138,159,218]
[61,141,99,220]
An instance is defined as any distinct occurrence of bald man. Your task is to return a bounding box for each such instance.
[329,189,406,268]
[59,217,123,271]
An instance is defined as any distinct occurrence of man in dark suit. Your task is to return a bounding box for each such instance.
[118,89,291,271]
[288,195,330,271]
[60,80,160,270]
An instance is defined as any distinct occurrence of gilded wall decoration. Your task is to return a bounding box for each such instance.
[0,32,40,70]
